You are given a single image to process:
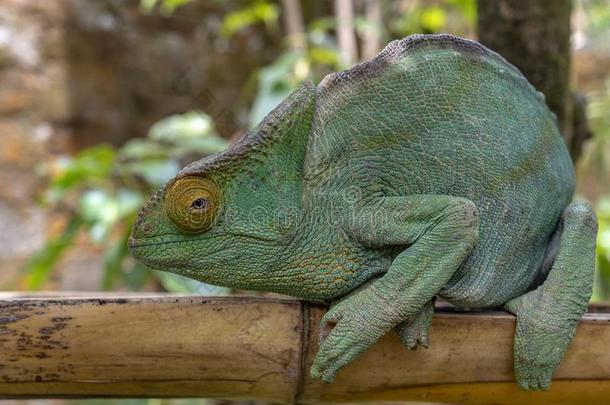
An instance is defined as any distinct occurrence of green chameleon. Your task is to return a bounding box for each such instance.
[129,34,598,390]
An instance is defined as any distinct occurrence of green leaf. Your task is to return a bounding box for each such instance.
[309,16,336,33]
[308,46,340,66]
[593,197,610,301]
[122,160,182,188]
[139,0,193,16]
[116,188,144,216]
[159,0,192,15]
[144,111,229,162]
[169,134,229,156]
[249,51,304,126]
[46,145,117,202]
[139,0,159,13]
[121,261,151,290]
[80,190,112,222]
[220,1,279,37]
[121,139,169,160]
[149,111,215,142]
[420,6,447,32]
[153,271,230,295]
[20,217,83,290]
[447,0,477,25]
[102,227,132,290]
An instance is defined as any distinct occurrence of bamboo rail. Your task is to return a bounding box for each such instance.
[0,294,609,404]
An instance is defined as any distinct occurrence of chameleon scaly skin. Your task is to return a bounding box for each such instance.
[129,34,597,390]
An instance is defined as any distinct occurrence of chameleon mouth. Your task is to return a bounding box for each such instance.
[128,236,182,249]
[127,236,186,260]
[128,230,206,249]
[127,236,199,271]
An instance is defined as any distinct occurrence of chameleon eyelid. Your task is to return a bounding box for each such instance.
[165,176,220,232]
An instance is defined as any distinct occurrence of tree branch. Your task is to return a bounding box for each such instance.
[477,0,592,162]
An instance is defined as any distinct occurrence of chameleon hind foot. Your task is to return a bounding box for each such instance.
[395,300,434,349]
[505,201,597,391]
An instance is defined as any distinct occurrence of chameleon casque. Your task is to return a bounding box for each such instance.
[129,34,598,390]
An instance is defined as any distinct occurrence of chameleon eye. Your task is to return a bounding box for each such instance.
[191,198,207,210]
[165,176,220,233]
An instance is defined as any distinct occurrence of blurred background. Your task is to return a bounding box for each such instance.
[0,0,609,307]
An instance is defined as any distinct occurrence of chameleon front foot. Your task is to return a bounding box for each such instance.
[311,291,391,383]
[312,195,479,383]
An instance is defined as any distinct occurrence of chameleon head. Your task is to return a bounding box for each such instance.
[129,81,316,291]
[128,167,292,289]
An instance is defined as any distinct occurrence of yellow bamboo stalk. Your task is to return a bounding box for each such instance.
[0,294,609,404]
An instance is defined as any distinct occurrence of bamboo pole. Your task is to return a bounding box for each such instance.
[1,294,610,404]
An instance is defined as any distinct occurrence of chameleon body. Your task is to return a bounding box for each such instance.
[129,34,598,390]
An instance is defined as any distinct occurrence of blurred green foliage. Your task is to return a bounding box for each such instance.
[16,0,610,303]
[221,0,279,37]
[574,0,610,300]
[593,198,610,300]
[248,0,476,125]
[576,0,610,49]
[582,79,610,301]
[390,0,476,36]
[140,0,193,16]
[20,112,229,293]
[248,11,341,125]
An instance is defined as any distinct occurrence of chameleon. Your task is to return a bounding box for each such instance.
[129,34,598,390]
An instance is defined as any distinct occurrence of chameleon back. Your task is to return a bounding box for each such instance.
[303,34,574,307]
